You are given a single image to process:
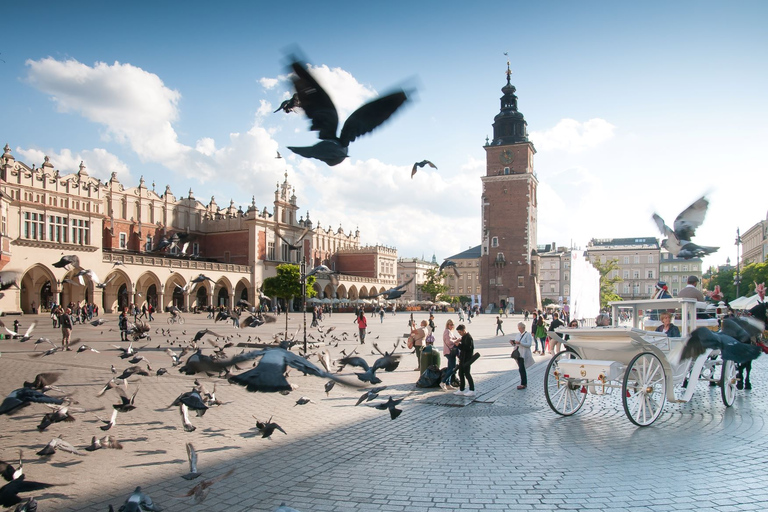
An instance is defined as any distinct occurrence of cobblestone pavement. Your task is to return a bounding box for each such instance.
[0,311,766,511]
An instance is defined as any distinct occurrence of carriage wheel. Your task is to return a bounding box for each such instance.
[544,349,585,416]
[622,352,667,427]
[720,359,737,407]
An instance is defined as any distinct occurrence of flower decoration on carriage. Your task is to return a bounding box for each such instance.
[755,282,766,302]
[706,285,723,302]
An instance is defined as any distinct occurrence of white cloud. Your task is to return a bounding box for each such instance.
[258,77,278,89]
[15,146,132,182]
[305,63,377,119]
[255,99,273,118]
[531,118,616,153]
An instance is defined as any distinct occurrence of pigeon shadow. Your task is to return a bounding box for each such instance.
[147,425,178,431]
[121,458,184,468]
[134,449,168,456]
[198,445,241,453]
[50,460,84,469]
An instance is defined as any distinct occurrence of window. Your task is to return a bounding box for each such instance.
[672,275,679,282]
[672,288,678,295]
[491,237,499,248]
[267,242,275,260]
[23,212,44,240]
[681,275,688,283]
[281,243,289,262]
[518,276,524,287]
[1,215,5,235]
[71,219,89,245]
[119,233,127,249]
[662,265,669,272]
[647,270,654,279]
[549,284,555,293]
[633,284,640,295]
[623,284,630,294]
[623,256,630,264]
[672,265,678,272]
[648,255,654,264]
[145,236,152,252]
[634,255,640,264]
[691,265,698,271]
[645,284,652,294]
[564,273,569,281]
[193,242,199,256]
[623,270,630,279]
[633,270,640,279]
[48,216,68,243]
[682,265,688,271]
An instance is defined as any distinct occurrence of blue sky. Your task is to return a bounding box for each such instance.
[2,0,766,273]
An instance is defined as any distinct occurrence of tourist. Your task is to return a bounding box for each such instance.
[354,311,368,344]
[407,320,428,370]
[60,307,73,351]
[428,314,436,335]
[678,276,705,301]
[379,308,385,323]
[441,319,460,390]
[496,315,505,336]
[655,312,680,337]
[511,322,534,390]
[534,316,547,355]
[453,324,475,396]
[119,308,129,341]
[547,313,564,354]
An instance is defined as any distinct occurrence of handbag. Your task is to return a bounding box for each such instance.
[511,347,520,359]
[407,336,415,349]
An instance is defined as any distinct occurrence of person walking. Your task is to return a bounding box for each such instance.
[428,314,436,335]
[147,303,154,322]
[454,324,475,396]
[440,319,460,390]
[495,315,505,336]
[511,322,535,389]
[379,308,385,323]
[534,316,547,355]
[59,307,74,351]
[354,311,368,344]
[118,308,129,341]
[547,313,564,354]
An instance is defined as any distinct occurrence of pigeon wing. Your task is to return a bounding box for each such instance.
[340,90,408,147]
[673,196,708,241]
[290,60,339,140]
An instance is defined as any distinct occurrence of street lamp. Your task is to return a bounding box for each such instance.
[735,228,742,296]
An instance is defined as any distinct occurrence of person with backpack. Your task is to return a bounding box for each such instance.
[354,311,368,344]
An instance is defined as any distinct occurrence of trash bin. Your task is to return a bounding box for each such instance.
[419,344,441,374]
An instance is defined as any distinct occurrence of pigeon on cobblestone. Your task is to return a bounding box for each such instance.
[0,451,23,482]
[13,496,37,511]
[170,390,208,432]
[294,396,315,406]
[37,404,79,431]
[178,468,235,503]
[118,486,161,512]
[182,443,201,480]
[0,388,65,415]
[85,435,122,451]
[255,416,287,438]
[36,437,83,457]
[23,372,61,391]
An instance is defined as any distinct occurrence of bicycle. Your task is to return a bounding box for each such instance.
[167,314,185,325]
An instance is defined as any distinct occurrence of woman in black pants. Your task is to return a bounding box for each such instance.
[454,324,475,397]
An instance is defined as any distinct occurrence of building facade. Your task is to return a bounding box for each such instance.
[538,244,571,306]
[0,145,394,314]
[741,213,768,266]
[443,245,481,301]
[479,61,540,313]
[396,258,437,302]
[659,250,703,297]
[586,237,660,300]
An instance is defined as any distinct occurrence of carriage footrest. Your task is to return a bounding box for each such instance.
[558,360,624,382]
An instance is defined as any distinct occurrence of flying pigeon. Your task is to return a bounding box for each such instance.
[35,437,83,457]
[0,388,65,416]
[439,259,461,278]
[275,228,310,252]
[374,396,404,420]
[0,475,54,508]
[652,196,719,259]
[360,277,414,300]
[286,55,410,166]
[255,416,286,439]
[182,442,202,480]
[273,93,300,114]
[178,469,235,504]
[85,435,123,451]
[118,486,161,512]
[51,255,80,269]
[5,322,37,343]
[411,160,437,178]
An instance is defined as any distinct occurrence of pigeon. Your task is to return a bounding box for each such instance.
[191,329,224,343]
[355,386,388,406]
[286,55,410,166]
[0,271,20,292]
[14,497,38,512]
[294,396,315,406]
[652,196,719,259]
[85,435,123,451]
[23,373,61,391]
[178,348,262,375]
[36,405,77,431]
[178,468,234,504]
[0,451,23,482]
[112,383,140,413]
[182,443,202,480]
[360,277,414,300]
[0,388,65,415]
[439,259,461,278]
[97,409,119,431]
[76,344,100,354]
[95,274,118,290]
[4,322,37,343]
[374,396,404,420]
[170,390,208,432]
[52,255,80,269]
[116,366,150,380]
[306,264,340,287]
[411,159,437,178]
[255,416,286,438]
[118,486,161,512]
[324,380,336,396]
[336,355,382,384]
[36,437,83,457]
[229,348,357,393]
[275,228,310,253]
[273,93,300,113]
[190,274,214,284]
[0,476,54,509]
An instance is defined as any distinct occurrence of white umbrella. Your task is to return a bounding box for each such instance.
[321,298,333,304]
[307,297,320,304]
[340,298,350,303]
[332,298,341,304]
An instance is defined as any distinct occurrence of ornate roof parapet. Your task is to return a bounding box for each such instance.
[77,161,89,177]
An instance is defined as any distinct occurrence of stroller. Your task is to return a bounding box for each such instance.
[128,319,152,342]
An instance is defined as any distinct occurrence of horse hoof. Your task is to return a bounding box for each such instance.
[737,381,744,390]
[745,382,752,390]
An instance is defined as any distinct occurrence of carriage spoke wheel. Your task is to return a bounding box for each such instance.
[720,359,737,407]
[545,349,585,416]
[622,352,666,427]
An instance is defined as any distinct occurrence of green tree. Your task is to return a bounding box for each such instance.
[706,261,768,301]
[591,258,623,308]
[261,264,316,331]
[418,268,450,301]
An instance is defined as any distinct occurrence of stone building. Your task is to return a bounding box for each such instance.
[0,145,394,314]
[538,244,571,305]
[741,213,768,266]
[480,60,540,313]
[397,257,437,302]
[443,245,481,301]
[659,250,703,297]
[586,237,660,300]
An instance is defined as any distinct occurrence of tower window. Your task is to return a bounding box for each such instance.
[504,167,510,175]
[491,237,499,248]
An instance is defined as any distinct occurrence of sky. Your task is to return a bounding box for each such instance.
[2,0,766,272]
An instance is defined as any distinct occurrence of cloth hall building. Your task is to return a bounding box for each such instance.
[0,145,396,315]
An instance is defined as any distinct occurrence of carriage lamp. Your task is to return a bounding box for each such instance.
[598,374,607,394]
[554,370,561,388]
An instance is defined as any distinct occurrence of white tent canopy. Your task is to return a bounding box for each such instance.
[730,294,761,310]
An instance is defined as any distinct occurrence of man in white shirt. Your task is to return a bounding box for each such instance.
[677,276,705,301]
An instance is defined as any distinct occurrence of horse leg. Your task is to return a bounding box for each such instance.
[736,363,745,390]
[744,361,752,390]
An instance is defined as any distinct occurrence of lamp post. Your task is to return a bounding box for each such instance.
[301,257,307,355]
[735,228,742,297]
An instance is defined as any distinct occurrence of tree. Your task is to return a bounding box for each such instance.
[591,258,623,308]
[261,264,316,333]
[418,268,450,301]
[706,261,768,302]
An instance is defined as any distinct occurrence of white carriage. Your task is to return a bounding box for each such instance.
[545,298,737,427]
